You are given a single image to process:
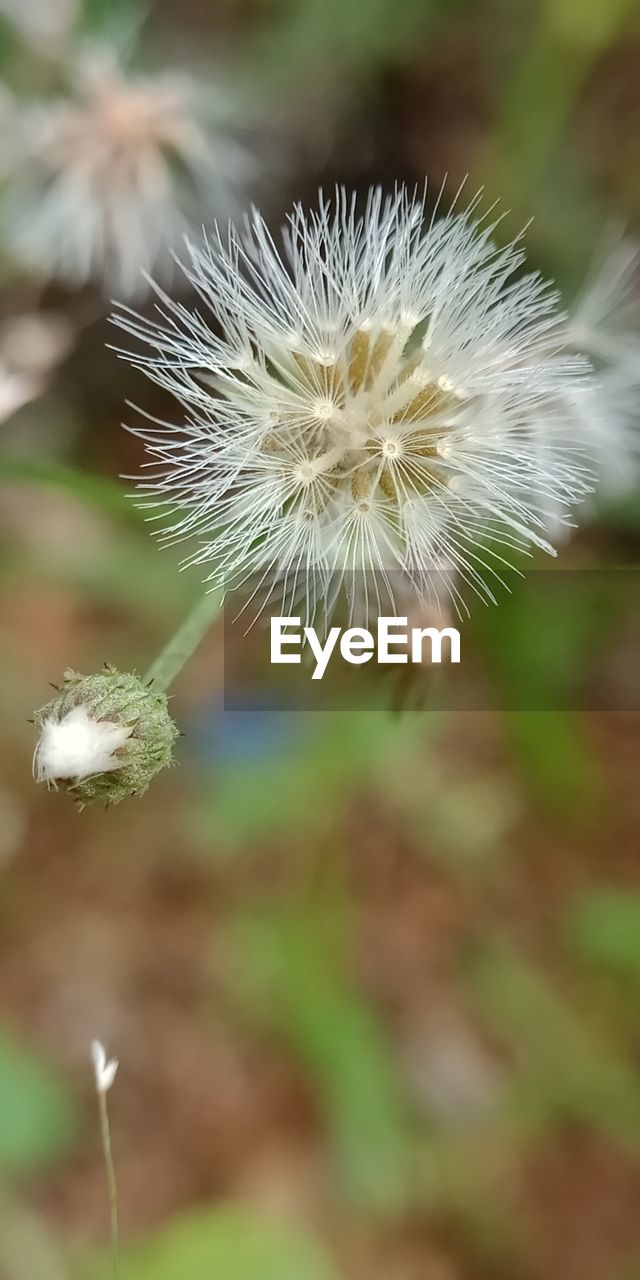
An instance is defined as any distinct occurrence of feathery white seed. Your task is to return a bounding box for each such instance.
[34,706,132,782]
[91,1039,118,1094]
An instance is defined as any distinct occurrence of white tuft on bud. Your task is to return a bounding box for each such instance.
[35,706,132,783]
[33,667,179,806]
[91,1039,118,1094]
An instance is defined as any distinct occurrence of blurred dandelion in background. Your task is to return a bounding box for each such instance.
[0,310,74,423]
[115,187,597,624]
[0,0,78,52]
[3,41,256,298]
[565,235,640,501]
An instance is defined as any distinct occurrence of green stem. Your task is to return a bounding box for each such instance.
[98,1091,119,1280]
[144,588,224,694]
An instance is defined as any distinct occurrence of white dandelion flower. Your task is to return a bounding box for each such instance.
[5,43,255,298]
[114,186,596,623]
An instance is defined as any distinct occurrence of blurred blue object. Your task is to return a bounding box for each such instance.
[184,695,312,767]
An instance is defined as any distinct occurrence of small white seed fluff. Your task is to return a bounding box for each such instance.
[34,706,132,783]
[91,1039,119,1094]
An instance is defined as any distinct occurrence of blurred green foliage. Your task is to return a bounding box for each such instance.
[486,0,639,279]
[196,712,427,849]
[250,0,453,86]
[565,890,640,976]
[468,942,640,1153]
[0,456,143,525]
[119,1206,338,1280]
[227,900,413,1209]
[0,1030,77,1174]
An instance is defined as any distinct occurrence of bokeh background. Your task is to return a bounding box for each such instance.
[2,1,640,1278]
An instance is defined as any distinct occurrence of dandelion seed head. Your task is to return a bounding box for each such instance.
[114,186,598,621]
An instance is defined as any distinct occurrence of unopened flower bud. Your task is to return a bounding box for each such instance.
[33,666,178,806]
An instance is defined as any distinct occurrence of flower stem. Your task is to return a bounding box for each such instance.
[144,588,224,694]
[98,1090,119,1280]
